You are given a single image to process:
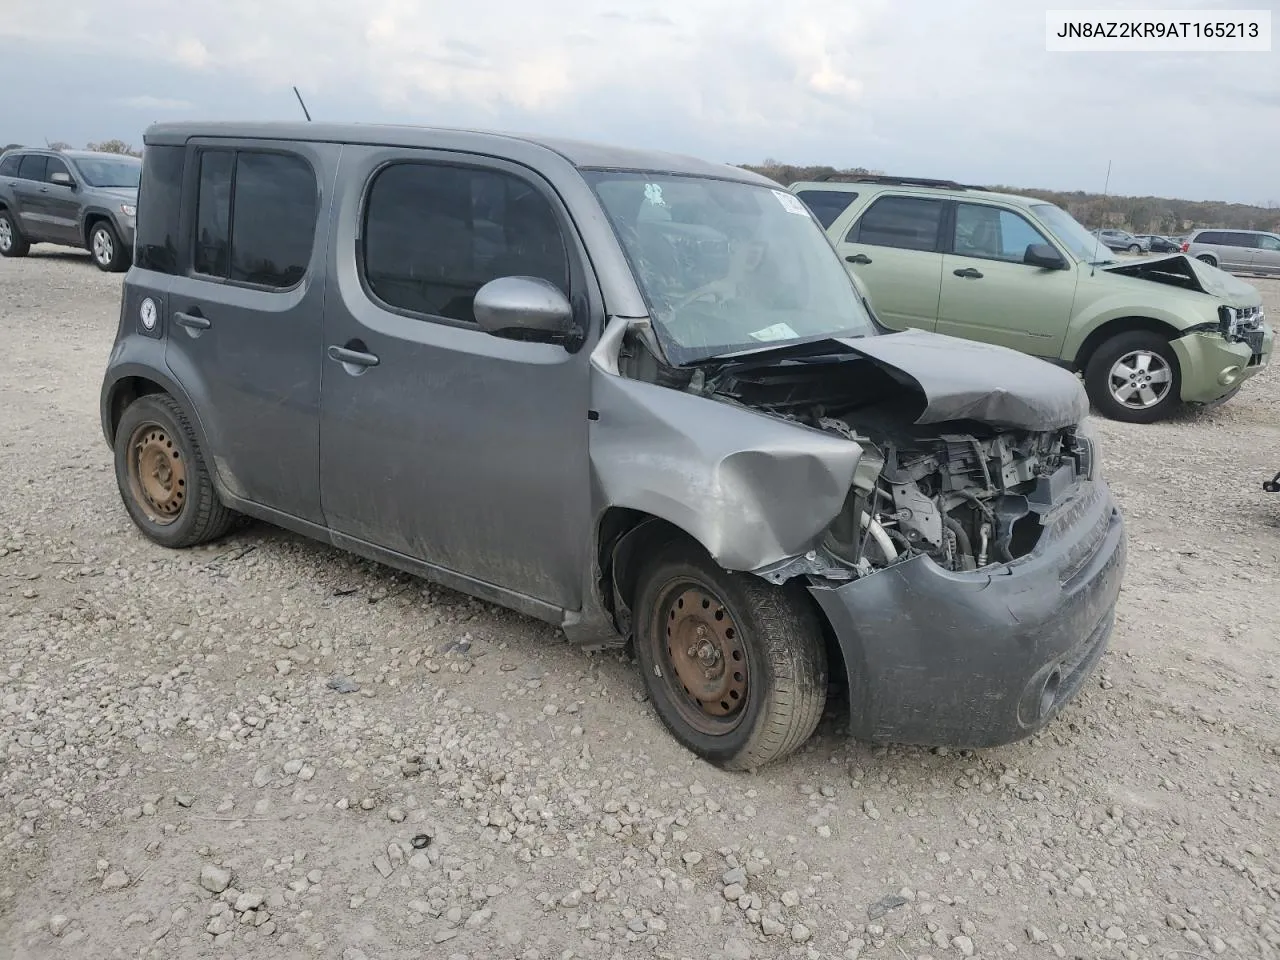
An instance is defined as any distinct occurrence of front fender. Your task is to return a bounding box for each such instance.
[1062,296,1205,362]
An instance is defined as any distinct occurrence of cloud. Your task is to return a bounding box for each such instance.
[116,95,195,111]
[0,0,1277,203]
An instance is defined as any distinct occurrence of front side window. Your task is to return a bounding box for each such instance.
[362,162,570,324]
[69,155,141,189]
[135,145,185,274]
[43,156,70,183]
[1228,232,1259,247]
[588,171,876,364]
[953,203,1052,263]
[192,148,317,289]
[850,195,944,252]
[1258,235,1280,252]
[16,154,46,182]
[794,189,857,228]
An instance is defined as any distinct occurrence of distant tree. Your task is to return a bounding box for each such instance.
[3,143,22,151]
[47,140,72,151]
[85,139,141,157]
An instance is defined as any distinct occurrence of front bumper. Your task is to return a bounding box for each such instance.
[1174,325,1273,404]
[808,478,1125,748]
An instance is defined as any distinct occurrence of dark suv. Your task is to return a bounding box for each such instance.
[0,148,141,271]
[100,122,1125,769]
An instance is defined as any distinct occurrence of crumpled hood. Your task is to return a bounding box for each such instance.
[1102,254,1262,308]
[836,329,1089,431]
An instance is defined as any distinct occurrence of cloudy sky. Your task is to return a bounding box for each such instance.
[2,0,1276,203]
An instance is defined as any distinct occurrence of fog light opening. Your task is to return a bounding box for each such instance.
[1039,668,1063,720]
[1218,365,1241,386]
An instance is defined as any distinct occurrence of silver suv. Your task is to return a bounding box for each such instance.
[1184,228,1280,276]
[0,148,140,271]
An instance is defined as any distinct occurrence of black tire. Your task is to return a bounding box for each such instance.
[113,394,238,548]
[0,209,30,257]
[632,540,828,770]
[89,220,128,272]
[1084,330,1182,424]
[1196,254,1218,267]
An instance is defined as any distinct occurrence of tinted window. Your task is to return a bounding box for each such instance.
[43,156,70,182]
[193,150,233,278]
[953,203,1050,262]
[192,150,317,288]
[0,154,22,177]
[17,154,47,181]
[230,152,316,287]
[795,189,857,228]
[363,163,569,324]
[1228,232,1259,247]
[135,145,185,274]
[850,195,944,251]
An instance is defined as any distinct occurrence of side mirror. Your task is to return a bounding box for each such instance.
[49,171,74,188]
[474,276,576,346]
[1024,243,1067,270]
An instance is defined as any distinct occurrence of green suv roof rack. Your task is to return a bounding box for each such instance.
[811,174,989,191]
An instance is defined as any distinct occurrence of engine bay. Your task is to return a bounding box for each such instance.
[689,346,1095,579]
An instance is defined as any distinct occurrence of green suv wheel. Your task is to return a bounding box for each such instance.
[1085,331,1182,424]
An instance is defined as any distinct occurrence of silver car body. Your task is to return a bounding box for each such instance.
[1185,228,1280,275]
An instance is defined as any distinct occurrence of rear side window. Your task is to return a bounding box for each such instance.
[135,145,186,274]
[17,154,47,182]
[192,149,317,289]
[362,162,570,324]
[1196,231,1226,245]
[0,154,20,177]
[850,195,945,251]
[794,189,857,228]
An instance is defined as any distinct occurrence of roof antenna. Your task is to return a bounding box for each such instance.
[293,86,312,122]
[1090,159,1112,278]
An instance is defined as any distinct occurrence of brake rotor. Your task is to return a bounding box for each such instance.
[664,586,747,718]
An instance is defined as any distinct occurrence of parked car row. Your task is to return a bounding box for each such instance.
[791,176,1271,424]
[0,147,140,271]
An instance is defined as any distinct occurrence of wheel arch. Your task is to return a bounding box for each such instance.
[82,209,113,248]
[1071,315,1184,375]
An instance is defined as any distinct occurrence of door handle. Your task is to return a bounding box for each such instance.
[953,267,984,279]
[328,344,380,368]
[38,187,49,194]
[845,253,873,265]
[174,312,211,330]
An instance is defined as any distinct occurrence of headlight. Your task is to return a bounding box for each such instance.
[1070,418,1099,481]
[119,203,136,218]
[1218,305,1240,340]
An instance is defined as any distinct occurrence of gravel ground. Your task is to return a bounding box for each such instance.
[2,247,1279,960]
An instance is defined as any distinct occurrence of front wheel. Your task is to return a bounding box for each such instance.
[1196,254,1218,267]
[113,394,238,547]
[632,541,828,770]
[1084,331,1182,424]
[1128,244,1141,254]
[90,221,128,272]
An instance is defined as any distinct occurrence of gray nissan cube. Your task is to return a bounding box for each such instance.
[101,122,1126,769]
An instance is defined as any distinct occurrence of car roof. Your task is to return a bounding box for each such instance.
[788,178,1038,208]
[0,147,139,162]
[142,121,773,185]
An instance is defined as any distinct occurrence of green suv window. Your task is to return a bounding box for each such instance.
[850,195,944,251]
[953,203,1051,263]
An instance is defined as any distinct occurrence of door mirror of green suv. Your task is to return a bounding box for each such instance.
[1024,243,1067,270]
[473,275,577,347]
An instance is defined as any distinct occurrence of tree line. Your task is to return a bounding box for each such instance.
[742,160,1280,235]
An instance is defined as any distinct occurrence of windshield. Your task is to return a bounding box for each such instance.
[1030,202,1115,264]
[70,156,141,189]
[586,172,877,364]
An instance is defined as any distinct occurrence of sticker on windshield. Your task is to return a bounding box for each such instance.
[644,183,667,207]
[772,190,811,217]
[749,322,799,342]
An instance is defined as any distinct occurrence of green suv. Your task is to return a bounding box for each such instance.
[791,177,1273,423]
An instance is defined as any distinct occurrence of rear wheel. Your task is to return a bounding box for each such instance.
[0,210,30,257]
[632,541,828,770]
[113,394,238,547]
[90,220,128,272]
[1196,254,1218,267]
[1085,330,1181,424]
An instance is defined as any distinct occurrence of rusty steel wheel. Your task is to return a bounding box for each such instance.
[633,540,828,770]
[661,584,749,734]
[125,423,187,523]
[113,393,237,548]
